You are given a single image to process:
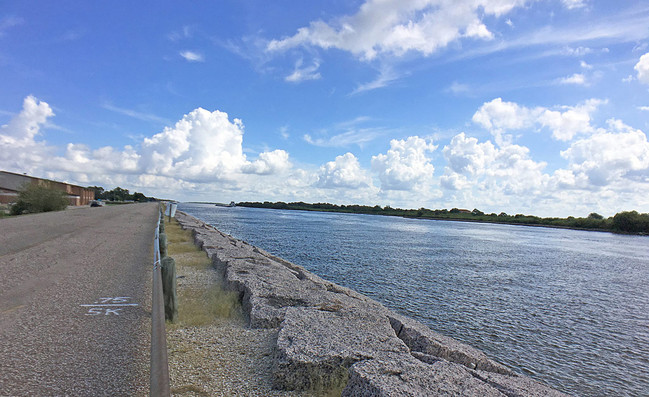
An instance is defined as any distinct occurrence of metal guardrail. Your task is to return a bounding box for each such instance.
[151,209,170,396]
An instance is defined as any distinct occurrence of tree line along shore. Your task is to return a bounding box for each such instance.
[236,201,649,235]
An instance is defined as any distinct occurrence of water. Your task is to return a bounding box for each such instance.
[179,203,649,396]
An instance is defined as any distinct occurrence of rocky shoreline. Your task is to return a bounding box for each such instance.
[175,211,567,396]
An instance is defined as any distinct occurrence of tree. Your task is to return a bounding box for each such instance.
[87,185,104,199]
[131,192,147,202]
[613,211,649,233]
[588,212,604,220]
[11,184,68,215]
[100,187,130,201]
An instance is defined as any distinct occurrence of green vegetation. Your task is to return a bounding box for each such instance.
[164,217,241,328]
[87,185,154,202]
[10,184,69,215]
[237,201,649,235]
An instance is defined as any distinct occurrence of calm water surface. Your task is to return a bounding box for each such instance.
[179,203,649,397]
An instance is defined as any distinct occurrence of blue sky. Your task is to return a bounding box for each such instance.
[1,0,649,216]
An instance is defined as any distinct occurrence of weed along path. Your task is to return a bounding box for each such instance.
[0,203,158,396]
[164,217,309,397]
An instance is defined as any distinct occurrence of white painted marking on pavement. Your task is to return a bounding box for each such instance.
[81,297,138,316]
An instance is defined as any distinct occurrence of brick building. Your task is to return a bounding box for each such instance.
[0,171,95,206]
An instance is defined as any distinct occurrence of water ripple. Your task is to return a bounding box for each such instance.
[180,204,649,397]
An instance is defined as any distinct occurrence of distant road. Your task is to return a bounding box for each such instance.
[0,203,158,396]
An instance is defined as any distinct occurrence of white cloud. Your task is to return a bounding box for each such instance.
[558,73,587,85]
[180,50,204,62]
[139,108,292,181]
[0,96,55,173]
[242,150,291,175]
[315,152,374,189]
[371,136,437,191]
[304,129,383,148]
[0,96,293,199]
[1,95,53,141]
[473,97,604,142]
[440,132,548,194]
[285,58,321,82]
[561,46,593,56]
[560,119,649,186]
[351,65,400,94]
[580,60,593,69]
[561,0,588,9]
[537,99,603,141]
[304,117,385,147]
[3,96,648,216]
[443,133,496,176]
[635,52,649,84]
[267,0,528,60]
[638,106,649,111]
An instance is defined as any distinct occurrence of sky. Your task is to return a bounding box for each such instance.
[1,0,649,217]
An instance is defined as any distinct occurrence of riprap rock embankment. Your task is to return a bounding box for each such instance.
[175,211,567,396]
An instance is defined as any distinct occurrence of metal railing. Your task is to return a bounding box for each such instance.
[150,208,170,396]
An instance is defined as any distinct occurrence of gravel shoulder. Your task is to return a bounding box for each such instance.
[164,217,312,397]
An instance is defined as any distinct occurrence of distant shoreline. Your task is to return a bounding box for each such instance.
[230,201,649,236]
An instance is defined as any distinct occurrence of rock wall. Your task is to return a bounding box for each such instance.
[175,211,568,397]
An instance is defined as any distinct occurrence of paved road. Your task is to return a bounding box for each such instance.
[0,203,159,396]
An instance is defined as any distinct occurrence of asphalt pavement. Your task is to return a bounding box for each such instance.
[0,203,159,396]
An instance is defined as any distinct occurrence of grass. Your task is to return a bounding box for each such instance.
[163,217,242,329]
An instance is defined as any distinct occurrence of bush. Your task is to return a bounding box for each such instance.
[10,184,69,215]
[612,211,649,234]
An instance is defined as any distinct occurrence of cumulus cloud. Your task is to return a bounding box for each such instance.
[371,136,436,191]
[439,114,649,215]
[560,119,649,186]
[285,58,321,82]
[267,0,528,60]
[1,95,53,141]
[315,152,374,189]
[635,52,649,85]
[443,133,496,176]
[242,150,291,175]
[0,96,292,198]
[139,108,293,181]
[473,97,604,142]
[0,96,55,172]
[180,50,204,62]
[440,132,548,194]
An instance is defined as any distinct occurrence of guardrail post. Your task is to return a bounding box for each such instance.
[159,233,168,259]
[161,256,178,323]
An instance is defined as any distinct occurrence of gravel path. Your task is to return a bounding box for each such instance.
[0,203,158,396]
[165,222,311,397]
